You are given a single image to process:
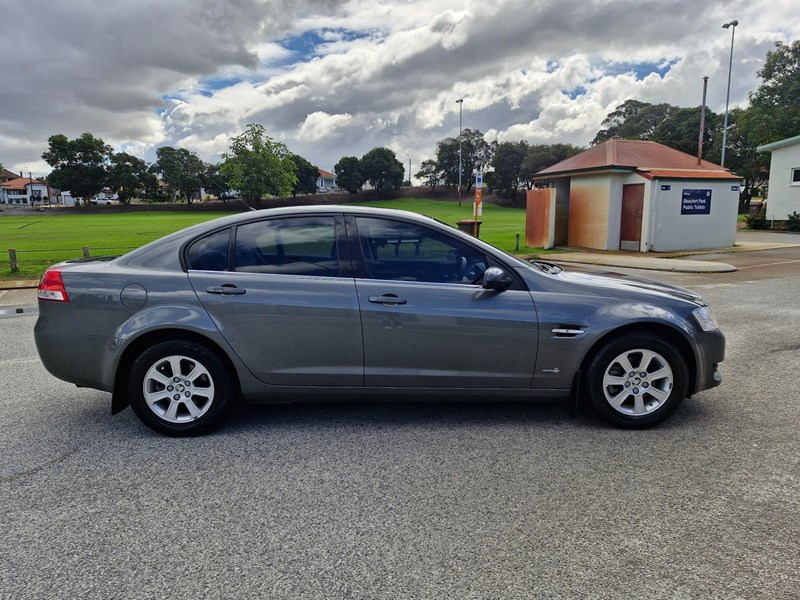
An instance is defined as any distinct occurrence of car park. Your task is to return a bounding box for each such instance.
[34,205,724,436]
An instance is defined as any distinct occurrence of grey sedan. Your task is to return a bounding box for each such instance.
[34,206,724,435]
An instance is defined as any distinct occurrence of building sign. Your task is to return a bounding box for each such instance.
[681,189,712,215]
[661,184,671,191]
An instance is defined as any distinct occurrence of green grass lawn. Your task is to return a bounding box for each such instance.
[0,199,549,281]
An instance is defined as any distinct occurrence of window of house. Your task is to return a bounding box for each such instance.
[791,168,800,186]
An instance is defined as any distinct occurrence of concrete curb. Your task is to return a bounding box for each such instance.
[544,253,736,273]
[0,280,39,290]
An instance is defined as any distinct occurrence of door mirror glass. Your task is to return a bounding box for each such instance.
[482,267,512,291]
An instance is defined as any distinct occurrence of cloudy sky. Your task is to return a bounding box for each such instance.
[1,0,798,179]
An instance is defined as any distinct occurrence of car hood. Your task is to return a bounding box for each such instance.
[518,261,707,307]
[559,269,706,305]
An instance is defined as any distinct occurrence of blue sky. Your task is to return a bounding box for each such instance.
[1,0,797,178]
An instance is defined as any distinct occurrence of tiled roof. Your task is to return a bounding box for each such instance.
[536,139,732,177]
[319,169,335,178]
[2,168,19,181]
[638,168,740,180]
[0,177,45,190]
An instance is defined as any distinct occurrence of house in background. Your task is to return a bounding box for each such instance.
[757,134,800,222]
[0,176,50,205]
[528,139,741,252]
[317,169,337,191]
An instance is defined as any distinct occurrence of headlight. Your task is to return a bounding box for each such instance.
[692,306,719,332]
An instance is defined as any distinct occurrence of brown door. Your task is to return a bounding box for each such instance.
[620,184,644,250]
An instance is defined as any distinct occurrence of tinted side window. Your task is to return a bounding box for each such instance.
[186,229,231,271]
[355,217,487,284]
[234,217,340,277]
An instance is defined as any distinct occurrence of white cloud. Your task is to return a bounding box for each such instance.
[1,0,798,175]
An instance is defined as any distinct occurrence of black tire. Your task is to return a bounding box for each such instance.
[128,340,234,436]
[585,334,689,429]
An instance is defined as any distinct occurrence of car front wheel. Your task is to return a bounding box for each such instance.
[586,334,689,428]
[128,341,234,436]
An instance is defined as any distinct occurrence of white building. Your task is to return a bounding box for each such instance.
[0,177,50,205]
[757,134,800,222]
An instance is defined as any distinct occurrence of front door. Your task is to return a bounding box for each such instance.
[351,216,538,388]
[620,184,644,251]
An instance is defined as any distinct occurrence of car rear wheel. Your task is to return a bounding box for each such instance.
[128,341,234,436]
[586,334,688,428]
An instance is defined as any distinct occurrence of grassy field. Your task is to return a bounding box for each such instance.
[0,199,547,281]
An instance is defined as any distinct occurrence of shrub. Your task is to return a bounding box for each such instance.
[787,211,800,232]
[746,205,768,230]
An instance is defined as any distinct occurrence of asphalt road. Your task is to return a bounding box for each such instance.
[1,249,799,599]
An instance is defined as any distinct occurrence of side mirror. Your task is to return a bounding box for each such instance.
[482,266,512,291]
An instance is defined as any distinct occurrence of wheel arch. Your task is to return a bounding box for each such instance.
[111,329,241,415]
[578,322,697,396]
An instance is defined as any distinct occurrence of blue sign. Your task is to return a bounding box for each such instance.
[681,189,712,215]
[661,184,671,191]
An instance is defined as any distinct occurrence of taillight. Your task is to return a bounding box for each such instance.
[38,267,70,302]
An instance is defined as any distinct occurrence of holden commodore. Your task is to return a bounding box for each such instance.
[34,205,724,435]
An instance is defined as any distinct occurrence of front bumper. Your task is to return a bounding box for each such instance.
[693,329,726,394]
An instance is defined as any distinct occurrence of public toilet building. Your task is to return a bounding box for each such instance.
[528,139,741,252]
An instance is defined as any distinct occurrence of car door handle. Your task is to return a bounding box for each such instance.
[206,285,246,296]
[368,295,407,305]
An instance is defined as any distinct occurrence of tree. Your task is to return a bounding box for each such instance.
[435,137,460,188]
[360,147,404,191]
[42,132,111,204]
[491,141,529,202]
[289,153,320,198]
[653,107,721,159]
[415,159,441,191]
[458,129,494,191]
[155,147,206,203]
[334,156,364,196]
[220,123,297,206]
[106,152,151,204]
[745,40,800,167]
[518,143,583,190]
[592,100,677,145]
[201,163,230,201]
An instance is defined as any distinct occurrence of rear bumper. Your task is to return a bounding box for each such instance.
[34,303,115,392]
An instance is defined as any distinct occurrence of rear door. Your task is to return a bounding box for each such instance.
[187,214,363,387]
[350,216,538,388]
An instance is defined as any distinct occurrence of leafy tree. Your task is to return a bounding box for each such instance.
[42,132,111,204]
[491,141,529,202]
[749,39,800,138]
[107,152,151,204]
[220,124,297,206]
[592,100,677,145]
[518,143,583,189]
[155,146,206,203]
[653,107,721,159]
[722,107,772,211]
[289,153,320,198]
[434,129,494,192]
[415,159,441,191]
[334,156,364,196]
[201,163,230,201]
[435,137,460,188]
[360,147,404,191]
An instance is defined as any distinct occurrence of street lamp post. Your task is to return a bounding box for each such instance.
[456,98,463,206]
[721,19,739,168]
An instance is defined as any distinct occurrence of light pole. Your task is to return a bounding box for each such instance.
[721,19,738,168]
[456,98,463,206]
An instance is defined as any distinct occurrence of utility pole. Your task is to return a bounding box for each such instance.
[697,76,709,165]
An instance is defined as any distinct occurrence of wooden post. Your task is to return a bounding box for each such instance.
[9,249,18,273]
[82,246,90,258]
[515,234,520,251]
